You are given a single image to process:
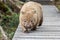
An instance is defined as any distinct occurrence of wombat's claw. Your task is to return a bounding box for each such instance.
[24,30,29,33]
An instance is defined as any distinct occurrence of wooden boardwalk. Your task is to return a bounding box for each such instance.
[12,5,60,40]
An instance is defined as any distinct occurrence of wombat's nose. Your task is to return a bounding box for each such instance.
[28,26,31,28]
[27,25,31,28]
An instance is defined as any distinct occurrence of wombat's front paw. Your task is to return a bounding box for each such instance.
[23,30,29,33]
[31,27,36,31]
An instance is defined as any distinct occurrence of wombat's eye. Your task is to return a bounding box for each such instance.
[32,10,36,14]
[34,10,36,13]
[31,20,33,22]
[24,20,26,22]
[21,11,25,14]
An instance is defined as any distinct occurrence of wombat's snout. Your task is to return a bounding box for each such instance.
[24,25,32,33]
[25,25,31,29]
[24,26,31,33]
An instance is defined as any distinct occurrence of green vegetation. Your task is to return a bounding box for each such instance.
[0,13,19,40]
[55,0,60,11]
[0,1,19,40]
[56,5,60,10]
[0,1,24,39]
[0,31,2,40]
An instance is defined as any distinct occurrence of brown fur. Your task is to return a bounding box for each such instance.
[19,1,43,32]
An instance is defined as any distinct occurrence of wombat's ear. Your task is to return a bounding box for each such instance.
[21,11,25,14]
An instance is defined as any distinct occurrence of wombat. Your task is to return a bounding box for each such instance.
[19,1,43,32]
